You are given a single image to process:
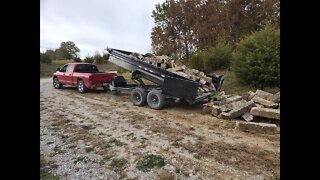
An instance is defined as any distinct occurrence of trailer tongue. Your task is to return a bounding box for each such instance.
[106,48,224,110]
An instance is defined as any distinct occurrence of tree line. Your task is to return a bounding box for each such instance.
[151,0,279,59]
[151,0,280,89]
[40,41,109,64]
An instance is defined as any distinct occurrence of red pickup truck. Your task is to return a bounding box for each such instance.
[52,63,117,93]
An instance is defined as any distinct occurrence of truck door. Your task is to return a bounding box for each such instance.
[57,64,68,84]
[64,64,75,85]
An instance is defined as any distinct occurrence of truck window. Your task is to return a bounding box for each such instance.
[74,64,99,73]
[66,64,74,73]
[60,65,68,72]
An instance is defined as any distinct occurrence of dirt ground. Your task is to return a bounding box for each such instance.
[40,78,280,179]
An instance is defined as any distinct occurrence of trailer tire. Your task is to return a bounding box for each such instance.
[131,88,147,106]
[147,90,165,110]
[77,79,88,93]
[53,77,63,89]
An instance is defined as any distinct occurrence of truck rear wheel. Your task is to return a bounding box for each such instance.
[131,88,147,106]
[77,79,88,93]
[53,77,63,89]
[147,90,165,110]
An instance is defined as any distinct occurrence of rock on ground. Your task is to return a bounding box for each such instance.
[236,121,278,135]
[250,107,280,120]
[219,101,255,119]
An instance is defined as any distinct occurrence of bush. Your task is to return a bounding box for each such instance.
[73,57,82,62]
[93,53,104,64]
[189,52,205,71]
[84,56,94,63]
[206,40,233,71]
[233,26,280,89]
[40,53,51,64]
[189,40,233,72]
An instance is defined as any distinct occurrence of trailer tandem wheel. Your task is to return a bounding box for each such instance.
[130,88,147,106]
[147,90,165,110]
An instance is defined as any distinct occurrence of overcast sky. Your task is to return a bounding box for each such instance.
[40,0,165,58]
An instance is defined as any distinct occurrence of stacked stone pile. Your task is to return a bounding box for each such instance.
[129,52,219,94]
[202,89,280,122]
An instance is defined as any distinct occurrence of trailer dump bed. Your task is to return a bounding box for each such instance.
[107,48,200,101]
[106,48,223,109]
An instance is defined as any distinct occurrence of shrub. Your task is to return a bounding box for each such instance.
[93,53,104,64]
[206,39,233,71]
[73,57,82,62]
[189,52,205,71]
[40,53,51,64]
[84,56,94,63]
[233,26,280,89]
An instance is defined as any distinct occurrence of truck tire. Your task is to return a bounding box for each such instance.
[147,90,165,110]
[131,88,147,106]
[53,77,63,89]
[77,79,88,93]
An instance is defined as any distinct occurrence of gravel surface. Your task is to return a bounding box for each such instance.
[40,78,280,179]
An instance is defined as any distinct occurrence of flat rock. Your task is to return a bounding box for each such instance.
[236,121,278,134]
[202,102,213,114]
[246,91,256,101]
[242,113,254,122]
[211,105,221,116]
[204,76,212,84]
[226,95,243,104]
[199,79,206,85]
[220,101,255,119]
[250,107,280,120]
[191,69,199,74]
[255,89,280,103]
[252,96,278,108]
[199,72,205,78]
[220,100,247,112]
[160,63,167,69]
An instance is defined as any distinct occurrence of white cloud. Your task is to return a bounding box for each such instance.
[40,0,165,58]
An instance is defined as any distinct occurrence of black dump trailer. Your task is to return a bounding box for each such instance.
[105,48,224,110]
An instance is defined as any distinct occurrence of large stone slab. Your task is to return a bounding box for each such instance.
[250,107,280,120]
[252,96,278,108]
[219,101,255,119]
[236,121,278,134]
[255,89,280,103]
[226,95,243,104]
[220,100,247,112]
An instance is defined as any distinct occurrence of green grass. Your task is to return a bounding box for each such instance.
[215,69,280,96]
[137,154,166,172]
[40,155,60,180]
[110,158,128,172]
[40,63,61,78]
[73,156,91,164]
[41,60,279,95]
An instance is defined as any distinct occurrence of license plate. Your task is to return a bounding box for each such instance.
[102,83,109,86]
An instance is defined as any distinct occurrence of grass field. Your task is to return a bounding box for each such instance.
[215,70,280,95]
[41,60,279,95]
